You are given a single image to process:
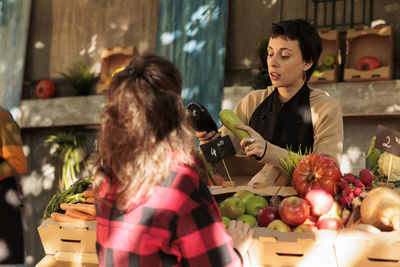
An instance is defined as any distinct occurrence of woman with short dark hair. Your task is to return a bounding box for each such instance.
[197,19,343,183]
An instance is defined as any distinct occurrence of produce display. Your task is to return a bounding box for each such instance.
[216,150,400,236]
[218,188,350,232]
[43,177,95,221]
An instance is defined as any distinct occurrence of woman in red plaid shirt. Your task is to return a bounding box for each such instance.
[93,54,253,267]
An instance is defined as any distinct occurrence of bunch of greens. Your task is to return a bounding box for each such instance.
[278,146,313,186]
[43,176,92,220]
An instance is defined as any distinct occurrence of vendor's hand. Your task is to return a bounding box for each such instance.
[195,130,221,145]
[236,125,267,159]
[227,220,254,257]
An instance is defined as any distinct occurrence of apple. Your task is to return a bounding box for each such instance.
[293,224,318,232]
[303,215,319,226]
[237,214,258,227]
[245,195,268,217]
[317,216,342,230]
[267,219,291,232]
[233,190,255,205]
[220,196,245,219]
[341,208,351,226]
[305,189,333,217]
[258,206,279,227]
[222,216,231,229]
[323,201,342,218]
[279,196,310,226]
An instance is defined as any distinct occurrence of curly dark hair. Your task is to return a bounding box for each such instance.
[93,54,197,210]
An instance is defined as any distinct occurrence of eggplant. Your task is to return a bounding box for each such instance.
[186,102,218,133]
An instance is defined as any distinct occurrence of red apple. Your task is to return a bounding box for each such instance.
[293,224,318,232]
[305,189,334,217]
[257,206,279,227]
[267,219,291,232]
[279,196,310,226]
[317,216,342,230]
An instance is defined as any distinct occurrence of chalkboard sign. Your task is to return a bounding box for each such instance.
[375,125,400,157]
[200,135,236,164]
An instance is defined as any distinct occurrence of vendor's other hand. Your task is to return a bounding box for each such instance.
[195,130,221,145]
[227,220,254,257]
[236,125,266,159]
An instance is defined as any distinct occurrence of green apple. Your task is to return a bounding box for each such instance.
[237,214,257,228]
[222,216,231,229]
[220,196,245,219]
[323,55,336,68]
[245,195,268,217]
[267,219,291,232]
[293,224,317,232]
[233,190,255,205]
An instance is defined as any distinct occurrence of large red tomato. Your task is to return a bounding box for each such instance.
[292,154,342,198]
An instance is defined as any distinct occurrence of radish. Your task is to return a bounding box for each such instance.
[353,187,362,196]
[353,179,364,189]
[342,173,356,184]
[359,169,374,188]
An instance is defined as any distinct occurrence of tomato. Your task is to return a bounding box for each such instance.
[35,79,56,99]
[292,154,342,198]
[355,56,381,71]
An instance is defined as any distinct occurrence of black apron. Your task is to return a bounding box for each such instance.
[0,174,24,264]
[249,83,314,154]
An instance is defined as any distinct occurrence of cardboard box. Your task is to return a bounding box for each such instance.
[36,253,98,267]
[213,154,287,186]
[334,197,400,267]
[344,25,393,82]
[310,29,341,84]
[210,185,339,267]
[96,45,138,94]
[247,228,338,267]
[38,219,97,255]
[335,228,400,267]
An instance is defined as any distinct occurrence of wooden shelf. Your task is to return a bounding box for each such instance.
[18,95,107,128]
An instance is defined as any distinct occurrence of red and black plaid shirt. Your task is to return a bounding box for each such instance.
[96,161,242,267]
